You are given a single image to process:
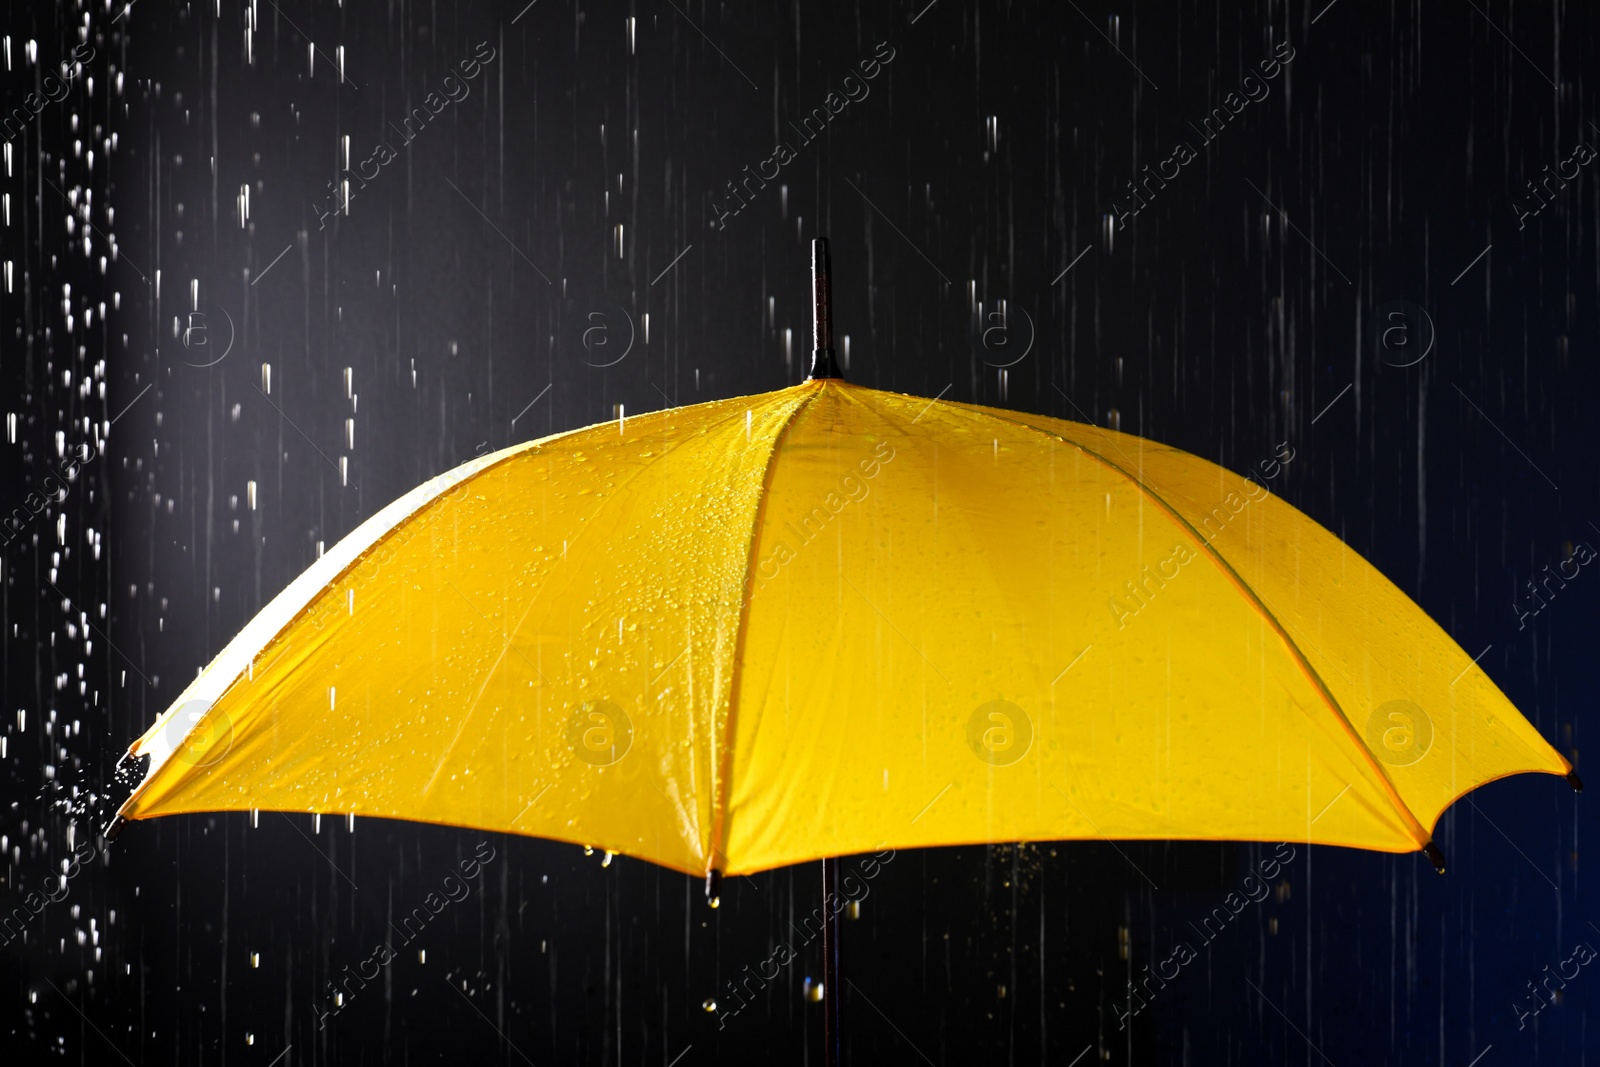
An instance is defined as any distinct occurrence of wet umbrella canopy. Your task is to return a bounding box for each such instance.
[6,1,1600,1064]
[114,237,1577,1058]
[115,253,1572,874]
[114,238,1582,1059]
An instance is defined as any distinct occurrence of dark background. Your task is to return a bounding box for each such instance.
[3,0,1597,1062]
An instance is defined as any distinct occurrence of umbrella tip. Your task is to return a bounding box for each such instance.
[704,868,722,908]
[808,237,843,381]
[1422,841,1446,874]
[102,814,126,843]
[1568,769,1584,794]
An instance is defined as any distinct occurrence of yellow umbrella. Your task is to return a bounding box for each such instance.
[110,239,1575,1057]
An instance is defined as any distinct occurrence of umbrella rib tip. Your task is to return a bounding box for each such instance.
[704,868,722,908]
[1568,769,1584,794]
[1422,841,1446,874]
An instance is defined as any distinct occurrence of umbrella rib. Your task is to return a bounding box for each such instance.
[707,383,827,875]
[936,402,1433,852]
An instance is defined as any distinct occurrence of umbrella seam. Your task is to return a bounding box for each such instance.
[442,393,803,845]
[922,399,1434,852]
[709,381,826,874]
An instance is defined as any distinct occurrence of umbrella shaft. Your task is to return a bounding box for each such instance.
[813,240,834,353]
[809,237,842,379]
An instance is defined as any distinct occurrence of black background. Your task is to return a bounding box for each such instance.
[2,0,1597,1062]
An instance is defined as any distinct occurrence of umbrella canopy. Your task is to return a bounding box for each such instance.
[113,377,1571,878]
